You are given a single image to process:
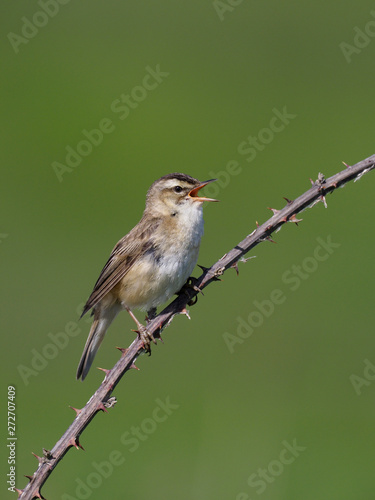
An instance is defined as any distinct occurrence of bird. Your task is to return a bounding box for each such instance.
[76,173,218,380]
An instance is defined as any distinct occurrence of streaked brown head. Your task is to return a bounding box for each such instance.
[145,173,218,217]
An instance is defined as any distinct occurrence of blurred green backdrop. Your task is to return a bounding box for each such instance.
[2,1,375,499]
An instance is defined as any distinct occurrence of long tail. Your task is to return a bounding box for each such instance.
[76,305,119,381]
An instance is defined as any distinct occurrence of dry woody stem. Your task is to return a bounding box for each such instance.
[17,153,375,499]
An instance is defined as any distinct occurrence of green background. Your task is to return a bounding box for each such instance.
[2,1,375,499]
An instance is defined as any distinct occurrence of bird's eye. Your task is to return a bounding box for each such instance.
[173,186,183,193]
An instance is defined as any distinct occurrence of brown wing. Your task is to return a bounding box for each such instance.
[81,217,159,317]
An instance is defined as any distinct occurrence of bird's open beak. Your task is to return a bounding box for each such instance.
[188,179,219,202]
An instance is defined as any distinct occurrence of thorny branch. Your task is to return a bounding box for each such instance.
[17,153,375,499]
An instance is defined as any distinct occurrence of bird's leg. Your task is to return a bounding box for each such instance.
[177,276,203,306]
[125,307,156,354]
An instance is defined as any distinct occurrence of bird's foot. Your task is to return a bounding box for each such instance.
[126,307,157,355]
[136,324,157,355]
[177,276,203,306]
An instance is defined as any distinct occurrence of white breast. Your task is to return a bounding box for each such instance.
[146,203,204,309]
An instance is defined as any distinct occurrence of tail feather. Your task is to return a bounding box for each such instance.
[76,305,119,381]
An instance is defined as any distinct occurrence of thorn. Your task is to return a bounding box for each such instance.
[76,439,84,451]
[198,264,210,273]
[240,256,256,263]
[231,255,256,271]
[265,235,276,243]
[158,334,164,344]
[320,195,327,208]
[261,230,276,241]
[15,488,24,496]
[354,167,371,183]
[283,197,293,205]
[268,207,280,215]
[130,363,140,370]
[192,284,204,295]
[289,214,303,225]
[309,178,315,186]
[25,475,34,481]
[35,491,46,499]
[68,437,76,448]
[69,437,84,450]
[69,406,82,417]
[180,308,191,320]
[32,452,43,463]
[97,402,108,413]
[308,197,321,209]
[97,367,110,375]
[231,261,239,275]
[256,221,259,227]
[116,346,129,356]
[342,161,350,168]
[163,314,175,329]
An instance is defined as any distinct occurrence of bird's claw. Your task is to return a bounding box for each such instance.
[127,306,156,355]
[133,325,157,355]
[177,276,203,306]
